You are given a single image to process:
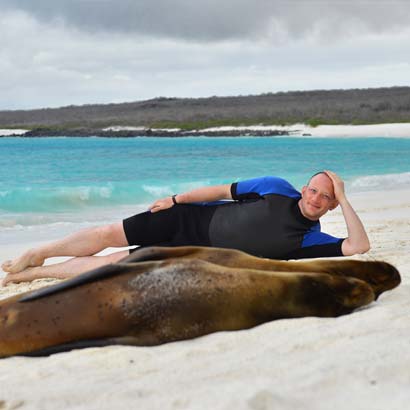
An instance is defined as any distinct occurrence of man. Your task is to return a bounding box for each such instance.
[1,170,370,285]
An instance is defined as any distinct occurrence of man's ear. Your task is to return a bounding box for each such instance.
[301,185,307,196]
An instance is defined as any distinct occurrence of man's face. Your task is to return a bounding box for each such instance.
[299,173,338,220]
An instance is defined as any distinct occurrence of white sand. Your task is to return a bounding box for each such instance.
[301,123,410,138]
[0,189,409,410]
[197,122,410,137]
[0,129,29,136]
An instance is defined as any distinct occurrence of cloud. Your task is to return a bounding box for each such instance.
[2,0,410,42]
[1,2,410,110]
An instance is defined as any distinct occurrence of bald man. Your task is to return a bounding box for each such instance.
[1,170,370,285]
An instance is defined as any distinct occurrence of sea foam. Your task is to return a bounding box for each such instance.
[350,172,410,191]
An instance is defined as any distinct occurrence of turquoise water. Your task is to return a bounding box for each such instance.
[1,136,409,229]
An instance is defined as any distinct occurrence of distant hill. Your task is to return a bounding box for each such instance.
[1,87,410,135]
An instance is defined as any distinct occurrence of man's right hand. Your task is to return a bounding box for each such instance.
[149,196,175,213]
[324,170,346,202]
[148,184,232,213]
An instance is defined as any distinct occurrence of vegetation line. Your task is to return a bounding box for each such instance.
[1,87,409,136]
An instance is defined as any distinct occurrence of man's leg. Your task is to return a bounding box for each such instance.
[1,222,128,274]
[2,249,129,286]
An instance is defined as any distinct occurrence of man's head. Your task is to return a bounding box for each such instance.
[299,172,339,221]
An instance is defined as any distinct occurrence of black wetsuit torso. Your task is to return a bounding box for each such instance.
[123,176,344,259]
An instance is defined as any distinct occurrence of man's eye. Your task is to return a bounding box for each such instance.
[323,195,331,200]
[309,188,317,193]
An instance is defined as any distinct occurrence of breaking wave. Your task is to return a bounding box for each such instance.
[349,172,410,191]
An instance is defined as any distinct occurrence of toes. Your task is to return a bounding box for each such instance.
[2,272,23,286]
[1,260,13,272]
[1,275,13,286]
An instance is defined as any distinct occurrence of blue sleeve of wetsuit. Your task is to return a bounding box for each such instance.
[283,230,345,259]
[302,230,344,247]
[231,176,301,200]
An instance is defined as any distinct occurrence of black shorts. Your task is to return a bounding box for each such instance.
[122,204,214,249]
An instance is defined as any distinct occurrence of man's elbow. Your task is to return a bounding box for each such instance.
[360,236,371,254]
[357,242,371,254]
[342,239,371,256]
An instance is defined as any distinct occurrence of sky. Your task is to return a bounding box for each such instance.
[1,0,410,110]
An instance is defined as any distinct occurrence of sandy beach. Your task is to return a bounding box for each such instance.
[0,187,409,410]
[198,122,410,137]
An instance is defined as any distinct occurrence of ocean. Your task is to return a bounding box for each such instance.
[1,136,409,245]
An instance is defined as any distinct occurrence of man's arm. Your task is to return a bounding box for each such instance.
[149,184,232,213]
[325,170,370,256]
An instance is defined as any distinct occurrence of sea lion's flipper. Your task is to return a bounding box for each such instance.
[19,263,133,303]
[17,338,121,357]
[17,335,159,357]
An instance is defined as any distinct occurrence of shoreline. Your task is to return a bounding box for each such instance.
[1,122,410,138]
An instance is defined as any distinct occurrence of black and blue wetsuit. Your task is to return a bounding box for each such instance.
[123,176,344,260]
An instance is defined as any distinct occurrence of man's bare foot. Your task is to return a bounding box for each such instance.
[1,250,45,274]
[1,267,40,286]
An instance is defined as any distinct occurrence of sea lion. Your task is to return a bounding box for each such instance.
[0,246,401,358]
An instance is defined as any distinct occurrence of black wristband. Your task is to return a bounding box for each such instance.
[172,194,178,205]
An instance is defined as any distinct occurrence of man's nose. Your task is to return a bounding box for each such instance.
[311,192,322,203]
